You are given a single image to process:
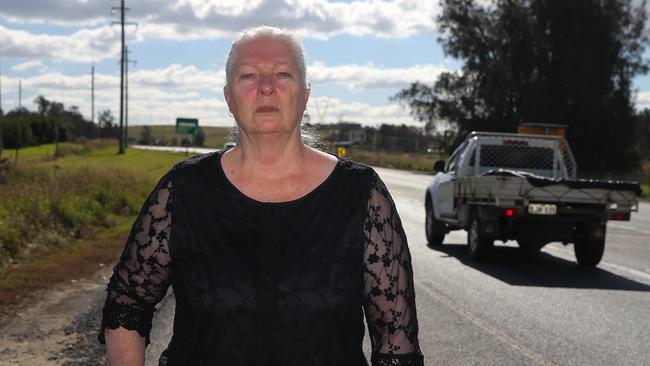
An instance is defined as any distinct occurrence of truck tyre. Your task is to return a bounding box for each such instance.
[467,214,493,260]
[425,203,445,246]
[574,238,605,267]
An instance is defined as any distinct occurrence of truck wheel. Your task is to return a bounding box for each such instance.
[425,204,445,246]
[574,238,605,267]
[467,215,493,260]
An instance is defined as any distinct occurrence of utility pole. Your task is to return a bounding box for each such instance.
[125,46,136,148]
[91,64,95,125]
[18,79,22,109]
[112,0,136,154]
[118,0,125,154]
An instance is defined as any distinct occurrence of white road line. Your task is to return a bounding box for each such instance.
[416,281,553,366]
[544,246,650,283]
[607,222,650,236]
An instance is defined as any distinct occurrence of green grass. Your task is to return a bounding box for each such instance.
[2,142,83,162]
[0,140,189,267]
[340,147,444,172]
[128,125,232,148]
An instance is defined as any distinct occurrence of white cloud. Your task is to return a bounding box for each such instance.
[0,24,141,63]
[309,62,450,89]
[307,96,416,127]
[635,91,650,111]
[0,0,108,26]
[11,60,44,73]
[2,0,440,41]
[0,61,431,126]
[130,64,225,90]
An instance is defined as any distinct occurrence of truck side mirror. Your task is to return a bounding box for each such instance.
[433,160,446,173]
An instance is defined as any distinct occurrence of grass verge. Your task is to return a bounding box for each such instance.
[0,141,188,312]
[0,221,131,314]
[341,148,442,172]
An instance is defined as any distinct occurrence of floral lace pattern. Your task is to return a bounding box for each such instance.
[363,176,423,365]
[99,178,172,345]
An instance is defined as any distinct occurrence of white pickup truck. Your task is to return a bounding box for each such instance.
[425,131,641,267]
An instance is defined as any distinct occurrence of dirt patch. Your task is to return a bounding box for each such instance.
[0,268,111,365]
[0,232,128,364]
[0,234,127,315]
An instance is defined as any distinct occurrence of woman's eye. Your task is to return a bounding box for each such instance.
[277,72,292,78]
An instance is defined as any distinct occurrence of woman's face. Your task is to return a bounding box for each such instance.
[224,36,309,137]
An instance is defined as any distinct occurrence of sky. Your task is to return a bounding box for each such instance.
[1,0,650,129]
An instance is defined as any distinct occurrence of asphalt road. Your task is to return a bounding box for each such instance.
[375,166,650,365]
[143,163,650,365]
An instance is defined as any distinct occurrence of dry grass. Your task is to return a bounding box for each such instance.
[0,224,129,313]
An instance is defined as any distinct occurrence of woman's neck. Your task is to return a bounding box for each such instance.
[223,132,308,180]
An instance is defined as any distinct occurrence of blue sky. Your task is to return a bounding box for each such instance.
[0,0,649,128]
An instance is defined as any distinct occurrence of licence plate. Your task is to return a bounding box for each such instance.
[528,203,557,215]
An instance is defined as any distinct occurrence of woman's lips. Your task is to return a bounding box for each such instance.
[255,106,279,112]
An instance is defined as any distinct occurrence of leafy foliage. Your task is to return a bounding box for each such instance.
[394,0,649,176]
[0,96,122,154]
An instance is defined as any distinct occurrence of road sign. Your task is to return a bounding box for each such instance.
[176,118,198,135]
[337,146,347,157]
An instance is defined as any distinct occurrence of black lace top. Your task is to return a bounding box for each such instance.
[99,151,423,366]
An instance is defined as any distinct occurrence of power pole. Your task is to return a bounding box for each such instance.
[112,0,136,154]
[18,79,22,109]
[118,0,125,154]
[91,64,95,125]
[125,46,136,148]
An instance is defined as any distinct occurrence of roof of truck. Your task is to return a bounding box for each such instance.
[467,131,564,141]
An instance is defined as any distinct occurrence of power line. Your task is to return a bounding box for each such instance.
[73,0,95,19]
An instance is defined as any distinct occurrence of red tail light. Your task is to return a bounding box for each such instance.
[611,212,630,221]
[504,208,515,217]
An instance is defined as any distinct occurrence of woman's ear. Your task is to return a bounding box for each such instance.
[223,86,233,113]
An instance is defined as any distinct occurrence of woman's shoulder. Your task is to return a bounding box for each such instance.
[336,156,378,179]
[167,151,221,178]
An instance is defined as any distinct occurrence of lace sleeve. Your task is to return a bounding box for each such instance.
[362,174,423,366]
[98,177,173,345]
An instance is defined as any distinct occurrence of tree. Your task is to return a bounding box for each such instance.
[140,125,153,145]
[395,0,648,176]
[0,107,4,159]
[98,109,118,139]
[1,115,33,161]
[636,109,650,159]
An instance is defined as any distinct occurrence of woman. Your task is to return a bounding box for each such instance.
[99,26,423,366]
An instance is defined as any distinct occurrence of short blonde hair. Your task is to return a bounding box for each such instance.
[224,26,307,88]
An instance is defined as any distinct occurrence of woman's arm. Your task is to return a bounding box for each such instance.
[98,177,173,362]
[105,327,146,366]
[362,173,424,366]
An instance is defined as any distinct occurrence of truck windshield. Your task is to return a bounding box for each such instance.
[480,144,554,170]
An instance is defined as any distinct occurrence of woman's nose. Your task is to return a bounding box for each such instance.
[258,75,275,96]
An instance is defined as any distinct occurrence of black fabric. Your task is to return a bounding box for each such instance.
[99,151,423,366]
